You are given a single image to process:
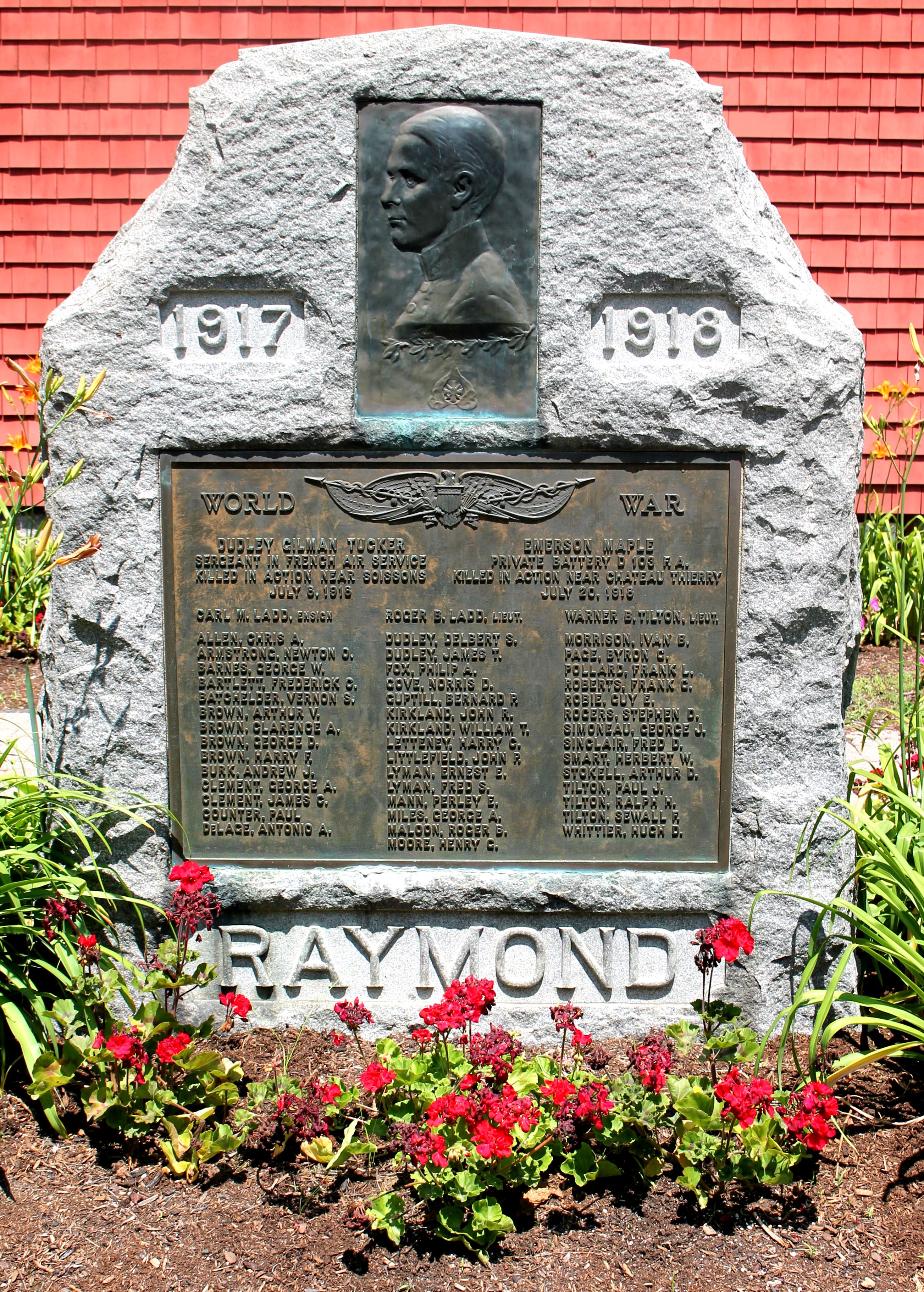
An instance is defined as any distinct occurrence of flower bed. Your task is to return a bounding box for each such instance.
[26,863,847,1260]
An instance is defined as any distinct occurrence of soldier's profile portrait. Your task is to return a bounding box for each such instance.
[356,100,540,418]
[379,105,529,338]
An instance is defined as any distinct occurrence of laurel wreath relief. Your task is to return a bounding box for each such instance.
[381,326,534,364]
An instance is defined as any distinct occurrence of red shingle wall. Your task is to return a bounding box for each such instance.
[1,1,922,509]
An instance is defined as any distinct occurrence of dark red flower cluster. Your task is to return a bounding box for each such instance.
[273,1088,331,1142]
[694,917,755,970]
[567,1082,613,1129]
[155,1032,191,1064]
[42,894,84,940]
[168,860,215,893]
[396,1123,449,1168]
[466,1024,523,1082]
[425,1082,540,1159]
[782,1081,839,1151]
[359,1061,396,1094]
[628,1032,674,1094]
[582,1043,611,1072]
[715,1067,774,1128]
[550,1003,584,1033]
[165,885,221,938]
[333,997,374,1032]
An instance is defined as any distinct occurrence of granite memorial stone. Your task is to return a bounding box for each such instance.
[41,27,863,1038]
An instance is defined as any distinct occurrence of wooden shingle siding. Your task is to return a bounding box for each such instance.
[1,0,922,509]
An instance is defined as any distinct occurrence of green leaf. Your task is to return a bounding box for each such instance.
[561,1141,599,1187]
[669,1078,720,1127]
[446,1168,484,1202]
[664,1020,698,1054]
[678,1164,709,1208]
[324,1118,373,1170]
[469,1196,515,1243]
[366,1192,405,1246]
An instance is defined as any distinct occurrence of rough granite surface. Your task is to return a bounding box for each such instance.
[40,27,863,1039]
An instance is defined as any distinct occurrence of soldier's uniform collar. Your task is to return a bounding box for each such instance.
[419,221,490,281]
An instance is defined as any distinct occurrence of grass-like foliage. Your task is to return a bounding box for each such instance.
[0,693,157,1129]
[766,772,924,1081]
[0,356,103,650]
[858,342,924,649]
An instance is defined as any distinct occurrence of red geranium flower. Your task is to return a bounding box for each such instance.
[359,1061,395,1094]
[219,991,252,1019]
[411,1027,432,1047]
[471,1119,513,1160]
[317,1082,342,1104]
[155,1032,191,1064]
[334,997,374,1031]
[105,1032,135,1061]
[330,1030,348,1048]
[541,1077,577,1107]
[169,859,215,894]
[419,997,466,1033]
[783,1081,839,1150]
[695,917,754,964]
[715,1067,774,1128]
[104,1031,148,1079]
[426,1092,474,1127]
[76,932,100,965]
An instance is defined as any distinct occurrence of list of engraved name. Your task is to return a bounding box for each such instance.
[172,465,733,863]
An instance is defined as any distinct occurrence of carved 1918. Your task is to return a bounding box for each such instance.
[591,296,741,366]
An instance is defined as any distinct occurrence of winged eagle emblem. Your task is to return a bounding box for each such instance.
[304,471,594,529]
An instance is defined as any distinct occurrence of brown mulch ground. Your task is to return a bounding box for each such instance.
[0,1032,921,1292]
[0,649,41,711]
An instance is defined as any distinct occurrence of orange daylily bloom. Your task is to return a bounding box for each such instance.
[24,356,41,376]
[870,441,891,459]
[898,381,919,399]
[874,381,894,398]
[15,383,37,405]
[54,532,101,567]
[5,430,31,453]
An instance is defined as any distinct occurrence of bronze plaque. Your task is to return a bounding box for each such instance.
[355,102,541,418]
[162,454,740,868]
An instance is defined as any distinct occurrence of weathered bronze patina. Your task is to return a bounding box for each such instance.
[355,102,541,418]
[162,454,740,868]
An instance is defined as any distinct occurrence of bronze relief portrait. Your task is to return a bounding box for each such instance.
[356,101,540,418]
